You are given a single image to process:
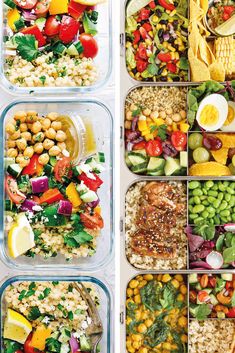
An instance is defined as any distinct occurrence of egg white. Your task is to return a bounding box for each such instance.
[221,101,235,132]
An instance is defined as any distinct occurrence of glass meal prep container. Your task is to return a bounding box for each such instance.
[0,0,112,94]
[124,272,235,353]
[0,99,113,271]
[0,275,112,353]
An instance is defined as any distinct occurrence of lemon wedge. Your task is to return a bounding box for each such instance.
[126,0,151,17]
[8,213,35,258]
[4,309,32,344]
[73,0,106,5]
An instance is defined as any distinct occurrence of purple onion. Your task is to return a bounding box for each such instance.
[88,197,100,208]
[21,199,37,212]
[22,10,37,21]
[58,200,72,216]
[31,176,49,194]
[203,240,215,249]
[187,232,204,253]
[163,33,170,41]
[190,261,212,269]
[162,140,178,157]
[132,137,144,144]
[69,335,80,353]
[131,116,138,131]
[127,142,134,152]
[126,131,141,141]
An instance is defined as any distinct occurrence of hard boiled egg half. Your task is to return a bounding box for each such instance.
[221,101,235,131]
[196,94,228,131]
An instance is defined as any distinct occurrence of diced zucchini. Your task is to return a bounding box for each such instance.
[35,17,46,31]
[131,162,148,174]
[4,157,15,170]
[4,0,16,8]
[44,164,54,176]
[210,294,219,306]
[128,152,146,166]
[188,273,198,284]
[180,151,188,168]
[67,44,79,56]
[7,163,22,178]
[50,156,57,167]
[125,152,132,168]
[147,157,165,173]
[221,273,233,281]
[164,157,181,176]
[80,190,98,203]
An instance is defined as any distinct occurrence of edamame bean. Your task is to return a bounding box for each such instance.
[214,215,220,224]
[193,205,205,213]
[209,219,214,225]
[202,188,208,195]
[192,188,203,196]
[220,210,230,217]
[189,181,200,190]
[218,192,224,201]
[189,197,194,205]
[232,214,235,222]
[231,182,235,189]
[207,206,215,213]
[202,210,209,218]
[214,199,221,208]
[188,205,193,212]
[189,213,198,220]
[221,217,228,224]
[225,194,231,202]
[202,200,209,206]
[200,196,207,200]
[208,190,218,197]
[194,196,201,205]
[227,187,234,195]
[224,181,229,187]
[219,201,228,211]
[218,182,226,192]
[208,212,215,218]
[194,217,204,224]
[212,184,218,191]
[208,196,216,203]
[205,181,214,189]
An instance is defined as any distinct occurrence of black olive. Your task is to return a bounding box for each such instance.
[159,37,164,43]
[160,76,167,81]
[158,29,164,37]
[158,67,164,75]
[155,48,160,55]
[173,20,178,27]
[154,0,158,4]
[168,36,175,43]
[132,68,138,74]
[140,20,146,25]
[173,76,180,82]
[156,9,162,17]
[160,19,167,24]
[174,1,178,6]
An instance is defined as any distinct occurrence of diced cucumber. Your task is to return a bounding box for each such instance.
[180,151,188,168]
[164,157,181,176]
[67,44,79,56]
[210,294,219,306]
[50,156,57,167]
[35,17,46,31]
[4,157,15,170]
[80,335,91,351]
[7,163,22,178]
[147,169,164,176]
[189,273,198,284]
[97,152,105,163]
[128,152,146,166]
[52,42,67,56]
[44,164,54,176]
[125,152,132,168]
[221,273,233,281]
[147,157,165,172]
[135,149,147,157]
[189,303,197,317]
[131,162,148,174]
[217,312,226,319]
[80,190,98,203]
[14,17,25,31]
[72,165,80,177]
[4,0,16,8]
[195,283,202,291]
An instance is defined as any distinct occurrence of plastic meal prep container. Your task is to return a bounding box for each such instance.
[0,98,114,271]
[0,1,112,94]
[0,275,112,353]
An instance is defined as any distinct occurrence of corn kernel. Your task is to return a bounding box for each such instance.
[152,15,158,22]
[162,69,168,76]
[175,274,184,282]
[172,122,178,131]
[170,9,177,16]
[168,44,176,52]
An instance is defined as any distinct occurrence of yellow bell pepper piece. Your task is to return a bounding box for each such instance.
[153,118,165,126]
[180,123,190,133]
[7,8,20,31]
[145,133,154,141]
[66,182,82,208]
[138,120,148,131]
[172,122,178,131]
[94,205,101,214]
[49,0,68,15]
[31,326,52,351]
[141,129,151,136]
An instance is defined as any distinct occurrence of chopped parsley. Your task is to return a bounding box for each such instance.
[15,35,39,61]
[39,75,46,85]
[38,287,51,300]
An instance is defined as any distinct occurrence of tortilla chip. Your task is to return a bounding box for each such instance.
[199,36,214,65]
[200,0,209,14]
[215,134,235,148]
[189,22,201,56]
[209,61,226,81]
[190,0,204,21]
[189,162,232,176]
[211,148,229,165]
[188,48,211,82]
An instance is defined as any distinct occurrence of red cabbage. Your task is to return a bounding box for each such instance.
[31,176,49,194]
[187,230,204,252]
[69,335,79,353]
[132,116,138,131]
[190,261,212,269]
[21,199,37,212]
[58,200,72,216]
[190,249,212,261]
[88,197,100,208]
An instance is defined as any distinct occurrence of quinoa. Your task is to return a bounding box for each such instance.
[189,319,235,353]
[125,181,187,270]
[5,53,98,87]
[4,281,100,333]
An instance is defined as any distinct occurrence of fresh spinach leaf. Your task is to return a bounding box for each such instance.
[194,304,212,320]
[223,246,235,263]
[216,234,225,252]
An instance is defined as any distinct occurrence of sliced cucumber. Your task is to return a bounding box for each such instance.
[67,44,79,56]
[128,152,146,166]
[125,152,132,168]
[7,163,22,178]
[147,157,165,173]
[221,273,233,281]
[4,157,15,170]
[131,162,148,174]
[135,149,147,157]
[180,151,188,168]
[147,169,164,176]
[210,294,219,306]
[164,157,181,176]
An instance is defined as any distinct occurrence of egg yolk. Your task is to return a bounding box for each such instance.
[200,104,219,126]
[223,105,234,126]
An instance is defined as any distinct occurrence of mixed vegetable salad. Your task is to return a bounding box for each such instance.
[125,0,189,82]
[4,0,103,87]
[189,273,235,319]
[5,110,105,260]
[3,281,100,353]
[207,0,235,32]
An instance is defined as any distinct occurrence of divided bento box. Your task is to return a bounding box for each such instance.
[0,275,112,353]
[0,99,113,271]
[0,0,112,93]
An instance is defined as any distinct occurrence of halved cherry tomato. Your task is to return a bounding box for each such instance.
[14,0,37,9]
[5,175,26,205]
[189,290,197,303]
[68,1,87,19]
[80,212,104,229]
[39,188,64,204]
[142,22,152,32]
[208,276,216,288]
[146,139,163,157]
[223,12,230,20]
[80,33,98,58]
[78,172,103,192]
[139,26,148,39]
[226,281,233,290]
[149,1,156,9]
[22,154,43,176]
[54,157,72,182]
[138,8,151,21]
[133,30,140,45]
[227,307,235,318]
[34,0,50,17]
[198,290,210,303]
[59,15,80,44]
[136,59,148,73]
[171,131,187,151]
[158,0,175,10]
[133,141,146,150]
[24,333,43,353]
[21,25,46,47]
[138,43,148,60]
[157,52,171,62]
[167,62,177,73]
[223,5,235,15]
[44,15,61,36]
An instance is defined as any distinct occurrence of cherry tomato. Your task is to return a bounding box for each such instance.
[139,26,148,39]
[149,1,156,9]
[167,62,177,73]
[59,15,80,44]
[14,0,37,9]
[142,22,152,32]
[80,33,98,58]
[133,141,146,150]
[80,212,104,230]
[44,15,61,36]
[157,52,171,62]
[208,276,216,288]
[34,0,50,17]
[171,131,187,151]
[133,30,140,45]
[54,157,72,182]
[226,281,233,290]
[138,8,150,21]
[223,5,235,14]
[138,43,148,60]
[227,307,235,318]
[24,333,41,353]
[189,290,197,303]
[223,12,230,20]
[198,290,210,303]
[5,175,26,205]
[146,139,163,157]
[136,59,148,73]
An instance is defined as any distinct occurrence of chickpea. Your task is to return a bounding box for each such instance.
[136,276,143,281]
[45,128,56,140]
[139,348,148,353]
[133,341,141,350]
[143,108,151,116]
[178,316,187,328]
[177,293,184,302]
[137,324,147,334]
[16,138,27,151]
[143,274,153,281]
[182,308,187,316]
[20,123,28,132]
[180,284,187,295]
[7,140,16,148]
[125,121,131,129]
[21,131,32,142]
[162,274,172,283]
[126,111,133,121]
[171,279,180,289]
[31,121,42,134]
[133,288,139,295]
[175,274,184,282]
[14,111,26,123]
[7,148,18,158]
[145,319,153,328]
[166,108,173,115]
[150,111,159,120]
[172,113,181,122]
[9,130,21,140]
[138,280,147,288]
[127,346,135,353]
[159,111,166,119]
[57,142,66,151]
[38,153,50,165]
[180,110,187,119]
[141,311,148,320]
[33,132,45,143]
[47,112,59,121]
[26,111,38,123]
[127,288,133,297]
[129,280,139,289]
[134,295,141,304]
[43,138,55,150]
[181,334,188,343]
[130,103,138,111]
[135,310,141,321]
[162,343,171,350]
[157,274,162,281]
[165,117,173,125]
[132,334,142,342]
[41,118,51,131]
[24,146,34,158]
[18,156,30,168]
[6,123,16,135]
[49,146,61,156]
[56,130,67,142]
[126,317,132,325]
[51,121,62,131]
[34,143,44,154]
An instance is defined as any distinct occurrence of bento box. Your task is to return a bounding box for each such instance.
[124,0,235,83]
[0,99,114,271]
[121,272,235,353]
[0,275,112,353]
[123,83,235,178]
[0,0,112,94]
